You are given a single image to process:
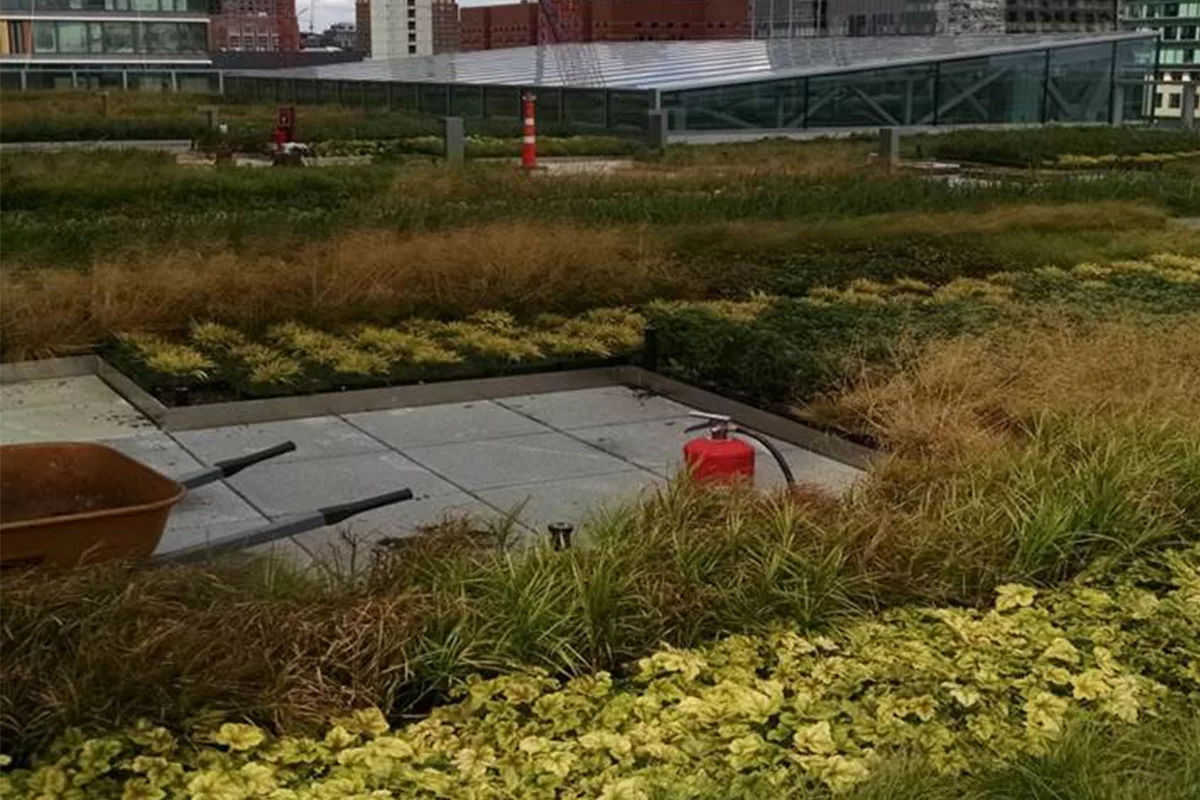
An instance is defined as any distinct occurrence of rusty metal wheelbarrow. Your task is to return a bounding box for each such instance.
[0,441,413,569]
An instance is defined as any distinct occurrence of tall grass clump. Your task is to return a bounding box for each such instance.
[816,317,1200,457]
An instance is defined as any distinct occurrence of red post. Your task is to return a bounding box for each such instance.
[521,92,537,171]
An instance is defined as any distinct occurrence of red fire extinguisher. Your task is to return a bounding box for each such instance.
[683,412,795,487]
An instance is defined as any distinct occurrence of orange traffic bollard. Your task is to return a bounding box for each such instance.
[521,92,537,171]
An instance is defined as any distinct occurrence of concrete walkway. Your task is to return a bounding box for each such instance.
[1,376,863,565]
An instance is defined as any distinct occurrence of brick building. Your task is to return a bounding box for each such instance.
[459,0,748,51]
[460,2,539,49]
[210,0,301,52]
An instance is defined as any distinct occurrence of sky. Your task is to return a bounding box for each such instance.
[302,0,515,33]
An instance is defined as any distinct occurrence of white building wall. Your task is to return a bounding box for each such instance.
[369,0,434,60]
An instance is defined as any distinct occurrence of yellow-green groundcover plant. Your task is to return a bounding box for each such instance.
[5,545,1198,800]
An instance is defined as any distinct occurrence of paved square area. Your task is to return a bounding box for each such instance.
[1,378,865,563]
[0,376,154,443]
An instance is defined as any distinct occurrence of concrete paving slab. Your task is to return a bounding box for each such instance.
[173,415,386,466]
[475,469,660,533]
[164,482,268,536]
[405,431,634,491]
[569,417,693,475]
[0,399,154,444]
[226,451,460,517]
[496,386,691,431]
[100,431,203,476]
[344,400,548,449]
[0,375,120,411]
[287,490,498,560]
[245,537,316,570]
[760,446,864,494]
[154,517,263,558]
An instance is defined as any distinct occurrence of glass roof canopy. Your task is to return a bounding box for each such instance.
[234,32,1156,92]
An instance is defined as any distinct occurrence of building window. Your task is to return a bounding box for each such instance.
[1184,25,1198,39]
[1170,93,1183,107]
[408,43,416,53]
[32,20,56,52]
[56,21,87,53]
[1154,91,1163,107]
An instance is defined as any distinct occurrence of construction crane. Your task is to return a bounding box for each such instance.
[536,0,604,88]
[297,1,316,34]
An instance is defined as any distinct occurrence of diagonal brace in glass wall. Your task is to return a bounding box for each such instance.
[1045,75,1109,119]
[849,86,900,125]
[917,67,1008,124]
[789,86,839,127]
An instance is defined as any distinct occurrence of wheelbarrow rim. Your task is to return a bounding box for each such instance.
[0,442,186,533]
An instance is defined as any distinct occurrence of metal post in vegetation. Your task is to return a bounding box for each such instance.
[198,104,220,131]
[548,522,573,551]
[648,109,669,153]
[444,116,465,165]
[100,91,110,118]
[878,127,900,169]
[643,324,659,373]
[1183,83,1197,130]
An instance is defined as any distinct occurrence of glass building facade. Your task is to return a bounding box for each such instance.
[1123,0,1200,119]
[0,0,209,68]
[213,33,1157,133]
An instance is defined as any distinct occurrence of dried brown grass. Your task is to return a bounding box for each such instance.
[817,317,1200,458]
[0,223,682,358]
[0,559,431,754]
[4,202,1180,360]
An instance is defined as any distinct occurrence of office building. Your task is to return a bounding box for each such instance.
[1124,0,1199,118]
[460,0,747,51]
[210,0,301,53]
[0,0,210,80]
[361,0,457,58]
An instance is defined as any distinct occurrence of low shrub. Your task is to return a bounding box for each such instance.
[1054,150,1200,169]
[4,542,1197,797]
[316,135,640,159]
[912,126,1200,167]
[649,254,1200,406]
[113,310,645,398]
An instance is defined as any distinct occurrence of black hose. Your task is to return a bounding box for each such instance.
[737,429,795,488]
